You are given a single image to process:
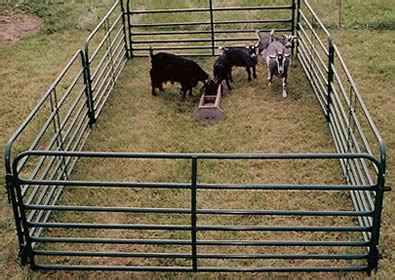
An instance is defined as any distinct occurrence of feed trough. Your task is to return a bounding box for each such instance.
[194,83,227,121]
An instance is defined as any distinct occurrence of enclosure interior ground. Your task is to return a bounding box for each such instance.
[5,0,386,274]
[27,59,368,269]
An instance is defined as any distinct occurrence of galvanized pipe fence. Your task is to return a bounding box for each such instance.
[4,0,387,274]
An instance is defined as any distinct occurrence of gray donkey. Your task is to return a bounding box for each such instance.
[264,40,292,98]
[255,30,297,54]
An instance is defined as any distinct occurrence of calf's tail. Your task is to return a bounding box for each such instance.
[149,47,154,62]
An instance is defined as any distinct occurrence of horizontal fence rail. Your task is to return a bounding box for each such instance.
[127,0,295,57]
[295,0,386,272]
[84,0,128,120]
[4,50,93,261]
[4,0,128,265]
[8,151,384,272]
[4,0,386,275]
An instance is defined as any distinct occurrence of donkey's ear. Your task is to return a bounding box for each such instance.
[256,30,262,39]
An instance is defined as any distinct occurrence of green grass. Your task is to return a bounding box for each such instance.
[309,0,395,30]
[30,56,364,274]
[327,29,395,280]
[0,0,394,279]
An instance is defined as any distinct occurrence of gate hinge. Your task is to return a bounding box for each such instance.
[19,245,29,266]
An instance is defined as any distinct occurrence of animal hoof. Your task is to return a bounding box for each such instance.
[282,92,288,98]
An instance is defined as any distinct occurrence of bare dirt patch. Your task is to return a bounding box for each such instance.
[0,13,41,44]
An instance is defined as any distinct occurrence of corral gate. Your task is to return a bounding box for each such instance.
[5,0,388,274]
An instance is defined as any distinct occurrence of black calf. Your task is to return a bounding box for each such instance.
[220,46,258,82]
[213,52,232,89]
[149,49,209,98]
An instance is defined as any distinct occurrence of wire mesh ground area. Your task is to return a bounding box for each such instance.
[27,58,367,271]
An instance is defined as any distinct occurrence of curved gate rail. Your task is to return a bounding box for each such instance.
[4,0,387,274]
[11,151,383,272]
[4,0,128,265]
[295,0,387,272]
[4,50,93,263]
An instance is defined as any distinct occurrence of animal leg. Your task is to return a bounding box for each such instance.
[150,71,157,96]
[282,77,288,98]
[253,66,257,79]
[267,68,272,87]
[188,87,193,96]
[151,81,159,96]
[246,67,252,81]
[180,85,188,99]
[229,69,233,83]
[226,78,232,90]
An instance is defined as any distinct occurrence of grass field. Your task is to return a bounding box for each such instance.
[0,0,394,279]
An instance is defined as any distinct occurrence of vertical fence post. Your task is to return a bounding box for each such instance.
[119,0,131,59]
[49,89,69,180]
[126,0,133,58]
[291,0,297,56]
[12,172,35,268]
[368,166,385,274]
[326,38,334,122]
[104,18,116,87]
[191,157,198,272]
[338,0,342,27]
[291,0,296,35]
[81,49,96,127]
[4,159,12,203]
[208,0,215,56]
[295,0,301,57]
[5,174,26,262]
